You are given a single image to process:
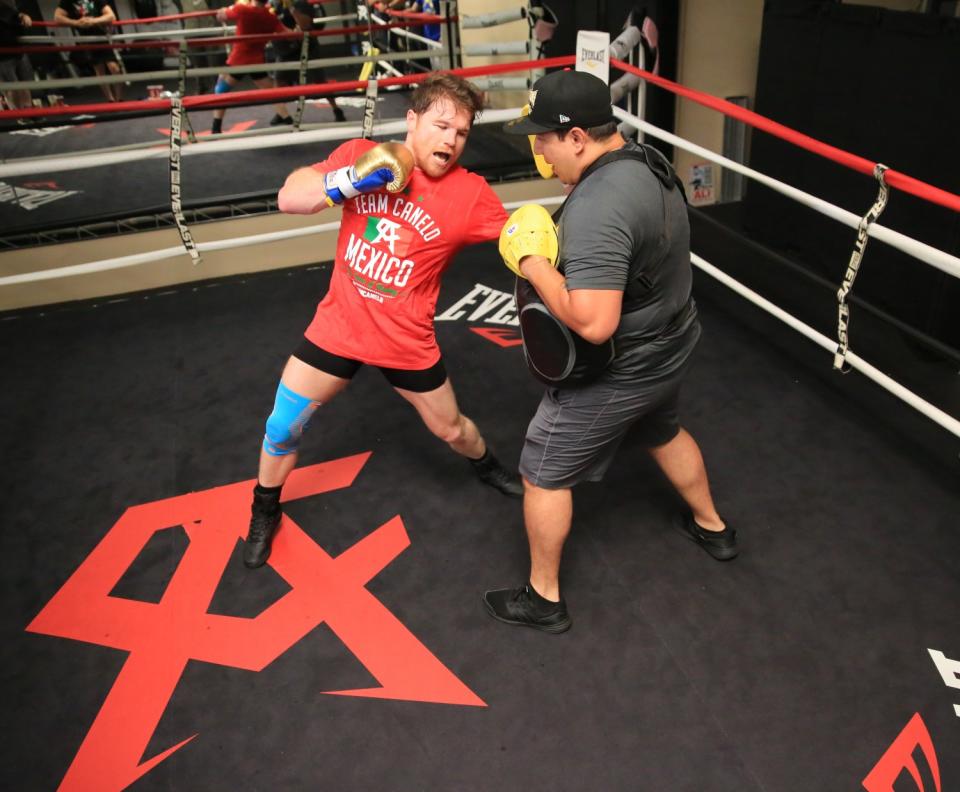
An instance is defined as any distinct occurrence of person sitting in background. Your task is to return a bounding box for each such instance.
[0,0,34,110]
[267,0,345,122]
[54,0,124,102]
[211,0,293,134]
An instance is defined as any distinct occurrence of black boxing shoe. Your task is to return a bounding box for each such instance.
[269,113,294,126]
[244,508,281,568]
[483,585,571,633]
[469,450,523,498]
[332,106,347,123]
[680,514,739,561]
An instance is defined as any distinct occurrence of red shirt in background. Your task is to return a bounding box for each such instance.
[224,1,287,66]
[304,138,508,369]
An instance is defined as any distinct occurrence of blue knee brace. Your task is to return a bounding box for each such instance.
[263,383,319,456]
[214,77,232,95]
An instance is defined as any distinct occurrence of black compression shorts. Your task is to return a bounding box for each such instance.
[293,336,448,393]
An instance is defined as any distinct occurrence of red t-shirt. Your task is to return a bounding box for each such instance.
[224,2,286,66]
[304,138,508,369]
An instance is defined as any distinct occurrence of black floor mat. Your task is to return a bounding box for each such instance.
[2,243,958,791]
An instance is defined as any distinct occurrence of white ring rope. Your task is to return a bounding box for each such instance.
[612,106,960,281]
[3,101,373,163]
[0,108,520,177]
[370,12,444,50]
[460,8,525,28]
[0,220,342,285]
[0,193,563,287]
[690,252,960,439]
[18,27,235,42]
[0,49,446,92]
[465,41,530,57]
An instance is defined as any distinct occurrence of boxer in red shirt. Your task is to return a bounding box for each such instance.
[211,0,292,134]
[243,73,519,569]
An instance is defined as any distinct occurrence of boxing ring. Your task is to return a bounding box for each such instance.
[2,43,956,440]
[1,7,958,792]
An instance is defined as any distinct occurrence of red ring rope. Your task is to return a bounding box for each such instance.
[610,58,960,214]
[0,56,574,119]
[28,0,346,27]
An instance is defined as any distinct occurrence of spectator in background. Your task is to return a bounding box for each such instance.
[211,0,292,134]
[267,0,345,122]
[420,0,441,44]
[54,0,124,102]
[182,0,225,95]
[395,0,441,74]
[0,0,34,110]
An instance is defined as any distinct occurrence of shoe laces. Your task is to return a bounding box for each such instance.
[248,511,278,541]
[513,585,532,604]
[479,462,516,488]
[486,467,511,485]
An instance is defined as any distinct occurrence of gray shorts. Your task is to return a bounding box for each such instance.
[519,368,687,490]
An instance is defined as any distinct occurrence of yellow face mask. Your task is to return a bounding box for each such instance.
[520,104,554,180]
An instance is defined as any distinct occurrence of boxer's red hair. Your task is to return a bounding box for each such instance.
[410,73,484,126]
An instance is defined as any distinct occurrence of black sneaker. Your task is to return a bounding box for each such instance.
[469,451,523,498]
[483,585,572,633]
[244,509,281,568]
[680,514,739,561]
[269,114,294,126]
[332,106,347,123]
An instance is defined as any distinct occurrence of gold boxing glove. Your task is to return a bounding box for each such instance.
[499,204,559,278]
[324,141,414,206]
[521,104,554,179]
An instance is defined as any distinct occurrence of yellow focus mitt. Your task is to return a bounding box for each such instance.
[499,204,559,278]
[521,104,554,179]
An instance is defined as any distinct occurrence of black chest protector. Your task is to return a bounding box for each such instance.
[515,144,685,387]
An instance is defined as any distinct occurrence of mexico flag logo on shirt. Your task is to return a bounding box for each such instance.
[364,216,414,257]
[342,215,418,303]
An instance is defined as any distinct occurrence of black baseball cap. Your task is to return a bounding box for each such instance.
[503,69,615,135]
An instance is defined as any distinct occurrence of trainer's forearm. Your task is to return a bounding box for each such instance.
[277,168,331,214]
[521,256,621,344]
[521,256,578,326]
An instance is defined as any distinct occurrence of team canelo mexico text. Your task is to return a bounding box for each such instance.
[343,194,442,301]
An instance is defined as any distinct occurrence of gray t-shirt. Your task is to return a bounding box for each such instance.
[558,141,700,383]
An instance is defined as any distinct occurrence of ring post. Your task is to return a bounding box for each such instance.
[442,1,457,70]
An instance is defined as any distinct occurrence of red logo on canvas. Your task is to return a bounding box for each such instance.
[862,712,940,792]
[27,453,483,791]
[470,326,523,347]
